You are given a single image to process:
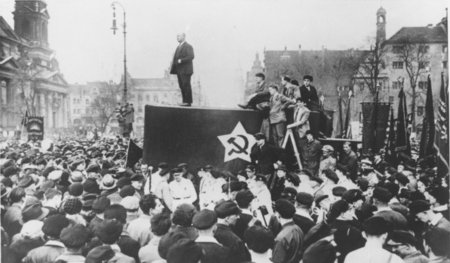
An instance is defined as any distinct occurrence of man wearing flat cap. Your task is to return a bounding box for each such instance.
[371,187,408,231]
[299,75,320,111]
[272,199,304,263]
[193,209,231,263]
[386,230,429,263]
[56,224,90,263]
[169,168,197,209]
[214,200,251,262]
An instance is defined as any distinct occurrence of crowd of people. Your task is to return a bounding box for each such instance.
[0,131,448,263]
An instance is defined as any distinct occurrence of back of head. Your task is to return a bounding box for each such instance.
[139,194,157,215]
[172,203,197,227]
[158,231,188,259]
[95,219,123,245]
[244,225,274,253]
[151,212,172,236]
[166,238,203,263]
[363,217,389,236]
[104,204,127,224]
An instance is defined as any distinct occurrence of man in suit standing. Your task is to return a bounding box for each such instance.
[300,75,320,111]
[170,33,195,106]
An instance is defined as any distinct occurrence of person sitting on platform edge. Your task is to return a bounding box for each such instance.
[238,73,269,109]
[300,75,320,111]
[170,32,195,107]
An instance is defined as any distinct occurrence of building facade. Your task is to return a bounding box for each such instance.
[0,0,69,136]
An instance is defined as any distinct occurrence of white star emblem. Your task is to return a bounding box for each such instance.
[218,122,256,162]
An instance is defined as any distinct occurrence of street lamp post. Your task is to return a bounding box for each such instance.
[111,2,127,104]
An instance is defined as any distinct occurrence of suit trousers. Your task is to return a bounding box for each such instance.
[177,73,193,104]
[270,122,286,147]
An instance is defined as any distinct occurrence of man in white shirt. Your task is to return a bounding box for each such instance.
[344,217,403,263]
[169,168,197,209]
[144,162,168,195]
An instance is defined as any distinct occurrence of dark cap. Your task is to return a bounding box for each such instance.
[323,169,339,184]
[177,163,188,168]
[244,225,274,253]
[167,238,203,263]
[342,189,364,203]
[119,185,136,198]
[328,199,350,220]
[408,200,431,216]
[276,164,287,171]
[254,133,265,140]
[303,75,313,81]
[296,192,314,207]
[92,196,111,214]
[372,187,393,203]
[85,246,115,263]
[214,200,241,218]
[363,217,389,236]
[158,231,188,259]
[255,174,267,183]
[332,186,347,197]
[60,224,90,248]
[86,164,101,174]
[83,178,100,194]
[235,190,255,208]
[68,183,84,197]
[274,199,295,219]
[95,219,123,244]
[18,175,34,188]
[63,198,83,215]
[22,203,49,222]
[315,195,329,207]
[42,214,70,238]
[192,209,217,230]
[388,230,418,247]
[116,177,131,189]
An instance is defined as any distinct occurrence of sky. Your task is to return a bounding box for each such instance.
[0,0,448,106]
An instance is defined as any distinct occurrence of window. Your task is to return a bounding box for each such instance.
[418,81,427,90]
[138,107,143,113]
[153,95,158,103]
[389,96,394,103]
[138,94,142,102]
[418,45,430,54]
[443,61,448,69]
[392,81,400,89]
[146,94,150,101]
[443,45,448,53]
[392,45,403,53]
[419,61,430,69]
[0,81,6,104]
[392,61,404,69]
[417,106,424,116]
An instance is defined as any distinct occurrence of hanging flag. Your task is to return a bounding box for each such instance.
[385,108,397,165]
[434,72,449,174]
[337,88,344,138]
[21,110,29,126]
[395,87,410,155]
[126,139,143,169]
[344,91,352,138]
[419,75,435,159]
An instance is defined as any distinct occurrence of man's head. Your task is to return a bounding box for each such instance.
[409,200,432,223]
[363,217,389,242]
[254,133,266,146]
[343,141,352,154]
[305,130,314,142]
[303,75,313,86]
[214,200,240,225]
[244,225,274,254]
[268,85,278,95]
[387,230,419,258]
[176,33,186,43]
[255,73,265,84]
[192,209,217,231]
[281,76,291,86]
[295,97,306,107]
[139,194,163,215]
[151,212,172,237]
[274,199,296,220]
[245,165,256,178]
[276,164,287,178]
[171,168,183,182]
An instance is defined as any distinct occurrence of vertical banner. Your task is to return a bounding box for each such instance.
[27,117,44,141]
[361,102,390,153]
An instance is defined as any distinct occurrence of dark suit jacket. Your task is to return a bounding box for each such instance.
[214,224,251,263]
[250,143,286,175]
[299,85,319,110]
[170,42,194,75]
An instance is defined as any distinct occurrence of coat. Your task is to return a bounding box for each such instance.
[170,42,194,75]
[301,139,322,175]
[269,93,295,124]
[250,143,286,176]
[292,105,310,138]
[214,224,251,263]
[299,85,319,111]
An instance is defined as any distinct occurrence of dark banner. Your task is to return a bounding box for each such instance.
[361,102,390,153]
[27,116,44,141]
[126,140,143,169]
[143,105,262,173]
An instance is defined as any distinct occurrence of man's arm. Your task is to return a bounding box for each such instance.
[178,44,194,64]
[271,238,287,263]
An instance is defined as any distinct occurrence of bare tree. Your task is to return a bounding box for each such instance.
[397,35,428,132]
[88,82,121,133]
[355,37,386,96]
[15,51,42,116]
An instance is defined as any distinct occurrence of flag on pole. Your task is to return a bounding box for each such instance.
[385,108,397,165]
[21,110,29,126]
[126,139,143,169]
[395,87,410,155]
[419,75,435,159]
[434,72,449,174]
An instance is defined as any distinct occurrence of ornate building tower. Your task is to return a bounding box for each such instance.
[376,7,387,44]
[13,0,49,47]
[244,53,264,99]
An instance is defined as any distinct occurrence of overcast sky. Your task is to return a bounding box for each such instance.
[0,0,448,106]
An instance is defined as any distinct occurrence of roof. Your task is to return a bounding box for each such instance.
[0,16,22,44]
[384,26,447,44]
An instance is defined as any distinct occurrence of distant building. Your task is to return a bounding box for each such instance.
[0,0,69,135]
[244,53,264,99]
[127,70,204,137]
[69,81,109,126]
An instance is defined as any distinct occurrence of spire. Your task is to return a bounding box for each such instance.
[376,6,386,44]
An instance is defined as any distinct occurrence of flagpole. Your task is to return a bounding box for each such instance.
[123,138,131,168]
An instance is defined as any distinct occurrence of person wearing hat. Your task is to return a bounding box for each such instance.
[127,194,164,247]
[316,169,339,198]
[55,224,90,263]
[87,219,135,263]
[42,188,62,215]
[243,225,274,263]
[372,187,408,231]
[63,197,87,226]
[319,145,336,175]
[300,130,322,176]
[268,164,288,201]
[169,167,197,210]
[344,217,403,263]
[386,230,429,263]
[153,168,173,211]
[272,199,303,263]
[360,158,379,187]
[88,196,111,234]
[9,220,45,261]
[120,196,140,223]
[232,190,257,240]
[23,214,70,263]
[250,132,286,176]
[198,167,225,210]
[145,162,168,195]
[287,97,311,139]
[130,173,144,199]
[166,238,203,263]
[293,192,315,234]
[100,174,121,205]
[238,72,269,110]
[299,75,319,110]
[337,141,358,181]
[251,174,273,226]
[138,212,172,263]
[214,200,251,262]
[193,209,231,263]
[3,187,26,238]
[171,203,199,240]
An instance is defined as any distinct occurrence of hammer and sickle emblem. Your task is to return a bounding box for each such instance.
[227,135,249,155]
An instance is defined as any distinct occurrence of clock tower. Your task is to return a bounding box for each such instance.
[13,0,50,48]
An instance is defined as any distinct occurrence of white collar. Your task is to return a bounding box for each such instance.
[430,213,443,226]
[45,240,65,248]
[110,244,121,253]
[296,208,313,220]
[376,206,392,213]
[196,235,220,244]
[249,250,271,262]
[241,208,253,216]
